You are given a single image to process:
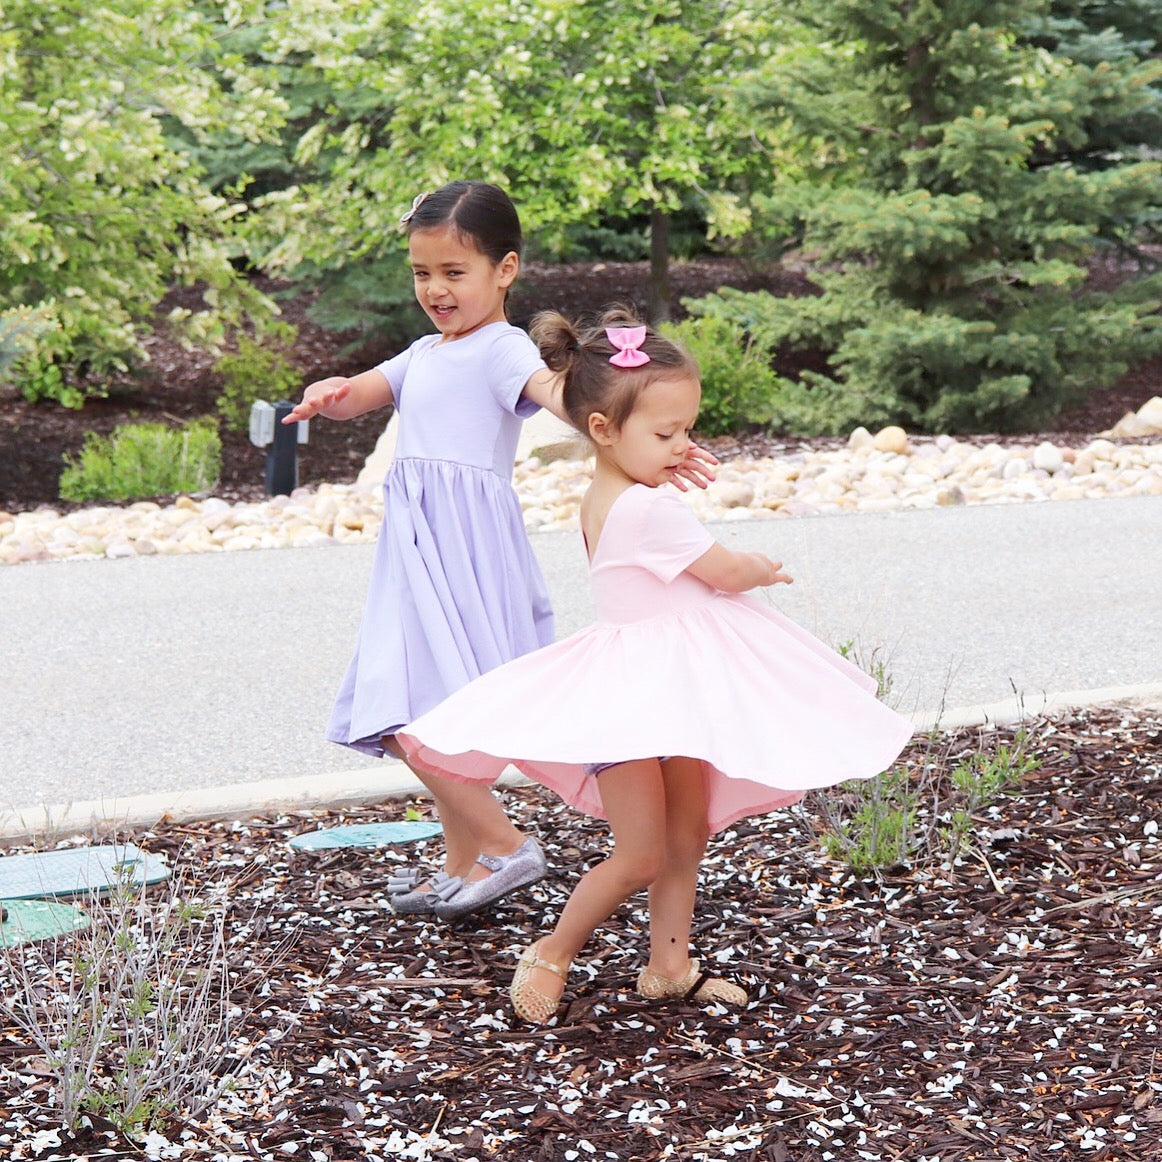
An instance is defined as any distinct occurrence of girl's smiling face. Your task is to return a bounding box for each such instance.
[595,374,702,488]
[408,225,518,341]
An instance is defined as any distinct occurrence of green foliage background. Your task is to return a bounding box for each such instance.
[682,0,1162,433]
[2,0,1161,433]
[0,0,285,404]
[58,420,222,502]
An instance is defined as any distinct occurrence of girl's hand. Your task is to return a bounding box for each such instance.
[282,377,352,424]
[670,442,718,492]
[753,554,793,587]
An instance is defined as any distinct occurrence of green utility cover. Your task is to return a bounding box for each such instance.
[0,844,170,900]
[288,821,443,850]
[0,898,90,947]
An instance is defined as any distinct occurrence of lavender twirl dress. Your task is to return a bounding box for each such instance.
[326,322,555,757]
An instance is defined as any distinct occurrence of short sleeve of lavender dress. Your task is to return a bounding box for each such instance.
[484,328,547,419]
[373,336,431,409]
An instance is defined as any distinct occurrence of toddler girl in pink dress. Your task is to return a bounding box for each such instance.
[401,309,913,1022]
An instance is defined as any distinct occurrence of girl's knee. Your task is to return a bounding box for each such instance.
[669,820,710,866]
[609,845,665,892]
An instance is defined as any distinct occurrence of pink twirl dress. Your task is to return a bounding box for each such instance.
[399,484,914,834]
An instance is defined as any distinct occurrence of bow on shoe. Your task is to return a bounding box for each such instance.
[606,326,650,368]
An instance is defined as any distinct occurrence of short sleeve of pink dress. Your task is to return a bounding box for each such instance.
[634,490,716,583]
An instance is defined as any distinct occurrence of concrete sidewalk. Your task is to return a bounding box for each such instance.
[3,494,1160,838]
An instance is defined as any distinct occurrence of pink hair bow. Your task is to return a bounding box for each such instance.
[606,326,650,368]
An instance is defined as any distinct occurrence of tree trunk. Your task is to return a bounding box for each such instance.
[648,206,671,324]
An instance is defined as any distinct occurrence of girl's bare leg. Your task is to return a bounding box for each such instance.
[526,759,668,1004]
[646,757,710,980]
[382,735,527,881]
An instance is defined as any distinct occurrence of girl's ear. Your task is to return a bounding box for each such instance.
[497,250,520,288]
[588,411,615,446]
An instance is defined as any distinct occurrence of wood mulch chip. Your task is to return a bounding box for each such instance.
[2,705,1160,1161]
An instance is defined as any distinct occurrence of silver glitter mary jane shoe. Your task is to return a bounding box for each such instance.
[431,837,549,921]
[387,867,462,916]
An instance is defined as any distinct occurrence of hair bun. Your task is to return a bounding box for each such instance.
[597,304,645,331]
[529,310,580,372]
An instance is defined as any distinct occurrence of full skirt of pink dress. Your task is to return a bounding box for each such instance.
[399,484,914,834]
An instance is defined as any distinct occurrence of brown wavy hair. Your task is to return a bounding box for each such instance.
[530,306,699,436]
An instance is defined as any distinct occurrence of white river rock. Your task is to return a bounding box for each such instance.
[2,435,1160,565]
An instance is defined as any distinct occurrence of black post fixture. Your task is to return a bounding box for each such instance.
[249,400,308,497]
[266,400,300,496]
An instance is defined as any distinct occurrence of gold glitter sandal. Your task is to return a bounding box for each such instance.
[636,959,748,1007]
[510,939,571,1024]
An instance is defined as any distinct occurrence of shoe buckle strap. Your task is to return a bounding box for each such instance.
[683,969,713,1003]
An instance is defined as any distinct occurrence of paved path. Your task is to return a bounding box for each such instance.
[2,495,1160,822]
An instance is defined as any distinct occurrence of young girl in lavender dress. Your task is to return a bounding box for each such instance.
[400,309,914,1022]
[284,183,714,921]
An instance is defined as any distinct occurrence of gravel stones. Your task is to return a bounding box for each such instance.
[2,434,1161,564]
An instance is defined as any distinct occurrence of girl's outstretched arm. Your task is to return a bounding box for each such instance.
[685,543,793,594]
[520,368,568,423]
[282,368,395,424]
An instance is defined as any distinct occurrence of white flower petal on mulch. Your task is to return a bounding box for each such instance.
[2,705,1161,1159]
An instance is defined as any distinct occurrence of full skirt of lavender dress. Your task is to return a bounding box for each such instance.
[325,324,555,756]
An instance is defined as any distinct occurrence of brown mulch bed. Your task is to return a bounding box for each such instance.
[2,704,1160,1160]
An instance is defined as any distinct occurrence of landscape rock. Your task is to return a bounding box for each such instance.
[873,425,909,454]
[1031,441,1065,473]
[1139,395,1162,430]
[847,426,874,451]
[707,478,756,509]
[1102,394,1162,438]
[2,435,1160,565]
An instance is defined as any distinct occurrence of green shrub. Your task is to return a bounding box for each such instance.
[59,420,221,503]
[722,0,1162,434]
[809,726,1042,873]
[213,323,300,433]
[0,306,57,383]
[3,867,244,1138]
[662,314,785,437]
[2,305,90,410]
[820,767,919,873]
[302,258,425,351]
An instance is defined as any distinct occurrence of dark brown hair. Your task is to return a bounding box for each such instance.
[530,306,700,436]
[403,181,523,264]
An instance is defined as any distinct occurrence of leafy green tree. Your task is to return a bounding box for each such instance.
[0,0,285,404]
[689,0,1162,434]
[249,0,784,323]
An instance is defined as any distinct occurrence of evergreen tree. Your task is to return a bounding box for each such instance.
[690,0,1162,434]
[1023,0,1162,183]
